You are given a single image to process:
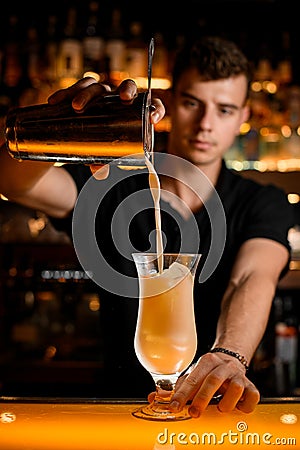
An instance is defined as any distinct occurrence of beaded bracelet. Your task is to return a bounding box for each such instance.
[209,347,249,371]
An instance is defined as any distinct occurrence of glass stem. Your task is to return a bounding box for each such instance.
[153,388,174,405]
[150,377,176,410]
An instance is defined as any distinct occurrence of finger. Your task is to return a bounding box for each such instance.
[187,369,227,417]
[49,78,112,113]
[117,80,165,123]
[216,378,244,412]
[117,79,138,102]
[71,82,112,113]
[150,98,165,124]
[236,384,260,413]
[90,164,110,180]
[169,358,209,412]
[174,373,187,390]
[169,368,207,413]
[48,77,99,104]
[181,357,240,417]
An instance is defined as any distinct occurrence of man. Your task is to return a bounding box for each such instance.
[0,36,294,417]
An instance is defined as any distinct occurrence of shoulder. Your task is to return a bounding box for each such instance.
[221,165,291,205]
[219,164,295,246]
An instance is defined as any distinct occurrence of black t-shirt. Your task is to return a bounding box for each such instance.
[50,159,294,396]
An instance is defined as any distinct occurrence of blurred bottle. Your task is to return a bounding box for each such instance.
[281,86,300,159]
[151,32,169,80]
[23,23,41,90]
[0,14,24,110]
[40,15,60,97]
[274,295,298,395]
[5,255,38,355]
[105,7,127,86]
[56,6,83,87]
[254,41,274,83]
[126,21,148,82]
[246,129,261,163]
[276,31,293,88]
[256,94,283,164]
[18,22,41,107]
[82,1,106,82]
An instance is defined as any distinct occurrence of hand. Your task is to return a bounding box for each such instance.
[48,77,165,179]
[148,352,260,417]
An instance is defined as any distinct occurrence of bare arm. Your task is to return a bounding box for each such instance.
[0,145,77,218]
[213,238,288,360]
[168,237,290,416]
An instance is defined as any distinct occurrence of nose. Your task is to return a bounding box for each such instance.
[196,105,212,131]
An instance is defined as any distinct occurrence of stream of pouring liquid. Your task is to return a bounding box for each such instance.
[145,157,164,274]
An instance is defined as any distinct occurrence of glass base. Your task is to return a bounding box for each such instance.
[132,401,192,421]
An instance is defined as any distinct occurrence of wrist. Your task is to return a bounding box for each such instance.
[209,347,249,371]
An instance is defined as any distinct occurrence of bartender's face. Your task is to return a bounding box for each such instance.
[167,68,250,167]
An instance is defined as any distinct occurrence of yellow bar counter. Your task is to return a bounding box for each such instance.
[0,397,299,449]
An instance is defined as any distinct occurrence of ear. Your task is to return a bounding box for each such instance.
[241,103,250,123]
[159,88,172,116]
[236,104,250,135]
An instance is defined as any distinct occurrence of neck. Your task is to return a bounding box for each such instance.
[159,156,222,215]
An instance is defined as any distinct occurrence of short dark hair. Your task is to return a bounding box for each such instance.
[171,35,253,101]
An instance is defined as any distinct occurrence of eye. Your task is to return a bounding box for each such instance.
[183,98,199,109]
[219,106,235,116]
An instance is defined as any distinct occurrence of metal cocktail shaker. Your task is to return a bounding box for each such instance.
[5,91,153,166]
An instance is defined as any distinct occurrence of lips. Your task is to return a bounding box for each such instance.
[189,138,212,150]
